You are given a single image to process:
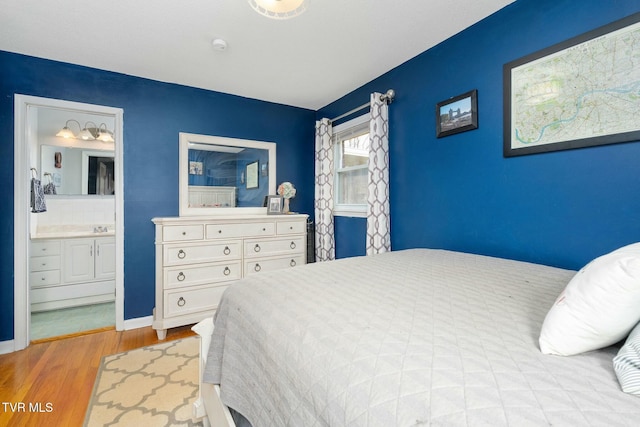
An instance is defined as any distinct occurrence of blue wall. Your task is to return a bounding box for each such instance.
[320,0,640,266]
[0,53,315,341]
[3,0,640,342]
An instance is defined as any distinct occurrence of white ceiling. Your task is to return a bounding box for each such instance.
[0,0,514,110]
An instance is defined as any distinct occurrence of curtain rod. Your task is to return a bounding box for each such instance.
[330,102,369,123]
[329,89,395,123]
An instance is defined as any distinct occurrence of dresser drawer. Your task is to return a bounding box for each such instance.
[163,224,204,242]
[164,261,241,289]
[164,284,228,318]
[30,255,61,272]
[276,220,306,235]
[244,254,305,276]
[206,222,275,239]
[164,241,241,266]
[31,240,61,256]
[29,270,61,288]
[244,236,306,258]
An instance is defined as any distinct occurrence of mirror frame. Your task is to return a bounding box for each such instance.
[179,132,276,216]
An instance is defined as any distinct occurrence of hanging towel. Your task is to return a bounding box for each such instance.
[31,178,47,213]
[43,176,57,195]
[43,182,56,195]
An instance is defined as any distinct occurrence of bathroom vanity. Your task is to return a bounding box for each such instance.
[30,228,115,312]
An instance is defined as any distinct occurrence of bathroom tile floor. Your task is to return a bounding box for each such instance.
[31,302,115,341]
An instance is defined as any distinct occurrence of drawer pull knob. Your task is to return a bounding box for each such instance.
[177,249,186,259]
[290,241,296,249]
[254,263,261,272]
[223,246,231,255]
[290,226,293,230]
[41,277,45,281]
[290,259,296,267]
[254,244,261,252]
[177,272,185,281]
[262,227,266,231]
[182,231,186,235]
[224,266,231,276]
[177,297,186,307]
[218,230,222,234]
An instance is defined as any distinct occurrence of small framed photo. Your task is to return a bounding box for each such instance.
[436,89,478,138]
[266,195,283,215]
[189,161,203,175]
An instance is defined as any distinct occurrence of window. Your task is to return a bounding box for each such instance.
[333,114,369,217]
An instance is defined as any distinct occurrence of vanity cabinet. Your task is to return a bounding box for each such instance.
[152,214,308,339]
[63,238,116,283]
[30,240,62,289]
[30,237,115,312]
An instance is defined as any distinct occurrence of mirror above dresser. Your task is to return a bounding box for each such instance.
[179,133,276,216]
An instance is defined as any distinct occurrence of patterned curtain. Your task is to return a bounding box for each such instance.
[366,93,391,255]
[314,118,335,262]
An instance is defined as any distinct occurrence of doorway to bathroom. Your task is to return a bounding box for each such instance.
[14,95,124,349]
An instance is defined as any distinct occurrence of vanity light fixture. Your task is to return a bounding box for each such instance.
[56,119,82,139]
[248,0,307,20]
[97,123,115,143]
[78,121,98,141]
[56,119,115,142]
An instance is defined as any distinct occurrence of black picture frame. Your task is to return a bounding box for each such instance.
[503,12,640,157]
[266,195,283,215]
[436,89,478,138]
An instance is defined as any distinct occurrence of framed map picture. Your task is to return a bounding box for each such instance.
[503,12,640,157]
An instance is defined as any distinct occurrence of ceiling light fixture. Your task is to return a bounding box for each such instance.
[212,38,228,51]
[56,119,115,142]
[248,0,307,20]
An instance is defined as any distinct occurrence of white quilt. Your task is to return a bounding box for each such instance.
[204,249,640,426]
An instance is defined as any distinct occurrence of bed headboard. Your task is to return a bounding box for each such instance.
[188,185,236,208]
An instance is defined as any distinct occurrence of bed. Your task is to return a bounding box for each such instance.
[193,248,640,426]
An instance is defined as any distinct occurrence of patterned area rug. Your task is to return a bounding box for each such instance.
[84,337,203,426]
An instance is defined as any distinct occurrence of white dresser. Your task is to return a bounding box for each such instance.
[152,214,308,339]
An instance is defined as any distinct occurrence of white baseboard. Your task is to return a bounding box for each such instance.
[0,340,16,355]
[123,315,153,331]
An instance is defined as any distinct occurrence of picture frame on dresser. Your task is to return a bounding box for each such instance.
[266,196,283,215]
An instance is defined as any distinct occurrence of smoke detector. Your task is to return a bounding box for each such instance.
[212,38,228,51]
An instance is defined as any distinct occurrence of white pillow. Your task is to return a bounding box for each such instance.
[613,321,640,395]
[539,242,640,356]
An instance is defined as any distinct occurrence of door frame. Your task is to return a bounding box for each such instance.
[13,94,124,351]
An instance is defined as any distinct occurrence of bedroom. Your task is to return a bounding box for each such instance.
[1,0,640,424]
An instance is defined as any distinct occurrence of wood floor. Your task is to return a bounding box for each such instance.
[0,325,196,427]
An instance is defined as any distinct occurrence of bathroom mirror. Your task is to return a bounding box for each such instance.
[40,144,115,195]
[179,132,276,216]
